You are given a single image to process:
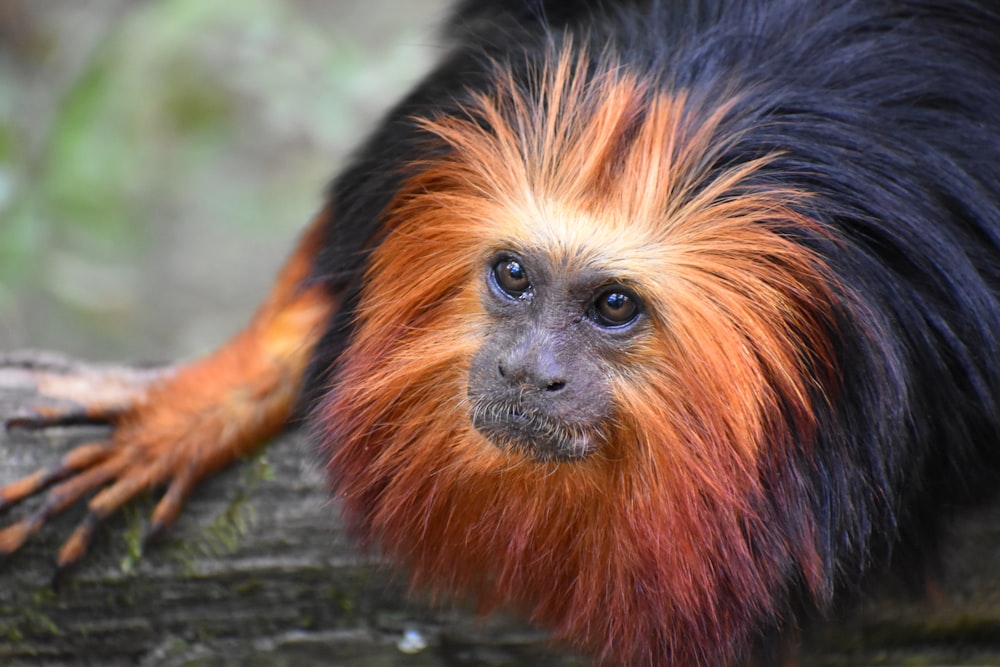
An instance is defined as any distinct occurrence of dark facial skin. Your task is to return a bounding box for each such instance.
[467,249,647,462]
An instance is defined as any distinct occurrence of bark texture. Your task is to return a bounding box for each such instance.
[1,354,998,666]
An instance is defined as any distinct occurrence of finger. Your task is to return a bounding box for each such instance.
[53,512,102,589]
[0,457,124,562]
[146,467,197,545]
[0,470,69,515]
[55,466,163,574]
[39,457,125,519]
[5,403,125,430]
[2,363,169,430]
[0,443,112,514]
[87,470,156,520]
[0,506,49,557]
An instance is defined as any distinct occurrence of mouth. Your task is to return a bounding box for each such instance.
[470,403,597,462]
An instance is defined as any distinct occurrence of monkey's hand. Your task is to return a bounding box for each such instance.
[0,342,298,577]
[0,216,333,578]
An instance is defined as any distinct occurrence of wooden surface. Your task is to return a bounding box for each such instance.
[1,355,999,666]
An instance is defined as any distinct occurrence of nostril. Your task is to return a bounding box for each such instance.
[497,356,565,392]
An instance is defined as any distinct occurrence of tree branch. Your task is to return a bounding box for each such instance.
[1,353,998,665]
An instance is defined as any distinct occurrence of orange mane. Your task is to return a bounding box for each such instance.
[320,47,839,665]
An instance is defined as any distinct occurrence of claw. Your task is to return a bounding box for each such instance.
[23,454,167,568]
[141,520,165,551]
[150,468,196,532]
[38,459,123,518]
[0,442,111,514]
[0,507,48,556]
[0,456,124,561]
[88,474,152,524]
[139,474,194,551]
[51,567,66,592]
[51,560,76,592]
[0,470,60,515]
[141,472,196,550]
[56,512,102,574]
[1,361,168,432]
[5,404,123,430]
[0,262,320,574]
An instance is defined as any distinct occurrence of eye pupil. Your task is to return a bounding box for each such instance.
[506,261,525,282]
[594,288,639,326]
[605,292,627,312]
[493,258,531,297]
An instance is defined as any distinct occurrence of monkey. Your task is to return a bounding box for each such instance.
[4,0,1000,664]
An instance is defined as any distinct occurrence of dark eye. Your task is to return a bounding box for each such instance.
[492,258,531,298]
[592,287,641,327]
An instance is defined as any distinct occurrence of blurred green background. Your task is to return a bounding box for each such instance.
[0,0,447,362]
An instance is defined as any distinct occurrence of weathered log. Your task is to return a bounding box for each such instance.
[1,353,998,666]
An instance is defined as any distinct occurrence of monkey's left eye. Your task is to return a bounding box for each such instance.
[591,288,641,327]
[492,258,532,298]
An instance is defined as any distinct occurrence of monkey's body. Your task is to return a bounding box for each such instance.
[4,1,1000,665]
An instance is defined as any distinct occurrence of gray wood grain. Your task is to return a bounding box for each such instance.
[1,354,998,666]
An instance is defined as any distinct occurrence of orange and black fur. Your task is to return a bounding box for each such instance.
[4,1,1000,665]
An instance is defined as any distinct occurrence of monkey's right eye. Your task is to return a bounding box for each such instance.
[492,258,531,298]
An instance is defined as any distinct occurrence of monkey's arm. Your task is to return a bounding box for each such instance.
[0,213,337,574]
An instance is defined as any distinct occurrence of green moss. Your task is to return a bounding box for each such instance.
[120,501,147,573]
[297,611,316,629]
[234,577,261,596]
[24,609,61,638]
[176,448,274,570]
[2,591,62,650]
[1,625,24,643]
[29,588,55,606]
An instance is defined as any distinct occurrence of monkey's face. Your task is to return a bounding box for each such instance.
[467,250,645,461]
[324,49,842,666]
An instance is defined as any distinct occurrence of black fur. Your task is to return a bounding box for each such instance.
[305,0,1000,659]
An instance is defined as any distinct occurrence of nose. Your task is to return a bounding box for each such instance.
[497,344,567,394]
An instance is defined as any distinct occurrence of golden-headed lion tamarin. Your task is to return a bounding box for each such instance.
[4,0,1000,664]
